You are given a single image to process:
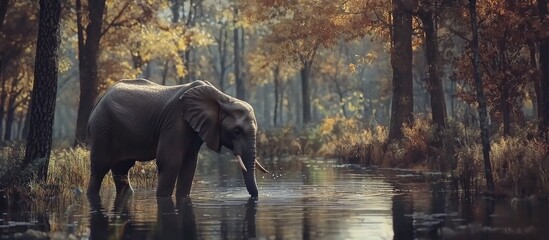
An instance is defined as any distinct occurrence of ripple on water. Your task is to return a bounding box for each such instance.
[3,157,548,239]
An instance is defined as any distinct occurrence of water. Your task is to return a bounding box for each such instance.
[1,156,549,239]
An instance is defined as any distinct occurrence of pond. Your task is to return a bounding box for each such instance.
[1,156,548,239]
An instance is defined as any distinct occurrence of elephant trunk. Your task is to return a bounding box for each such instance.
[242,143,258,199]
[242,160,258,199]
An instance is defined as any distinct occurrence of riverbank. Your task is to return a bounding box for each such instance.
[258,117,549,199]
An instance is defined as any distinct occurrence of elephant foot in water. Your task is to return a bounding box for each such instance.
[113,174,135,196]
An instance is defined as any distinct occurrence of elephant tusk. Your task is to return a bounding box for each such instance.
[236,155,247,172]
[255,160,269,174]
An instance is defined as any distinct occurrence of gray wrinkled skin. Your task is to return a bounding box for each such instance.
[86,79,259,199]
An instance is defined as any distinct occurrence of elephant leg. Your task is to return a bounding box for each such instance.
[175,141,201,198]
[87,167,109,196]
[157,157,182,197]
[156,135,184,197]
[112,160,136,195]
[87,144,111,196]
[175,135,202,198]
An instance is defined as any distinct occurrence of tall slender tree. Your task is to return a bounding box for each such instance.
[389,0,415,141]
[469,0,494,193]
[418,0,446,129]
[300,54,315,124]
[23,0,62,181]
[234,7,245,100]
[74,0,106,145]
[538,0,549,140]
[0,0,8,30]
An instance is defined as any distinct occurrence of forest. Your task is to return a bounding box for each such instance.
[1,0,549,239]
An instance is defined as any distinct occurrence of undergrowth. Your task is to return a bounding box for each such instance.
[257,116,549,198]
[0,146,158,204]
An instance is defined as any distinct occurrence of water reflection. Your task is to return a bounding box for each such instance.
[86,193,260,240]
[2,156,549,239]
[88,193,138,239]
[154,197,197,239]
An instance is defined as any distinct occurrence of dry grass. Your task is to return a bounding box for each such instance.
[317,117,388,165]
[489,137,549,197]
[258,117,549,198]
[0,145,158,204]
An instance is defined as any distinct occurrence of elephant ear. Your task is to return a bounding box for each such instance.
[180,85,228,153]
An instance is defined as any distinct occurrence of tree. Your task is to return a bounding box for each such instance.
[247,41,297,126]
[4,72,28,141]
[418,0,446,129]
[23,0,62,180]
[234,6,245,100]
[388,0,415,141]
[171,0,204,83]
[538,0,549,139]
[300,51,316,124]
[73,0,106,145]
[451,0,534,136]
[469,0,494,193]
[0,1,37,143]
[244,0,374,125]
[204,1,233,90]
[0,0,8,30]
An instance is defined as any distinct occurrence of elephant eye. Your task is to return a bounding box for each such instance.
[233,127,242,136]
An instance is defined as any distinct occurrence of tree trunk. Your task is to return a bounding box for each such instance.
[0,74,6,139]
[538,0,549,140]
[0,0,11,140]
[183,49,192,83]
[0,0,8,30]
[301,58,313,124]
[273,64,280,127]
[234,8,245,100]
[182,0,199,84]
[529,41,542,119]
[501,82,511,136]
[170,0,179,84]
[74,0,106,145]
[420,8,446,129]
[389,0,414,141]
[262,85,270,127]
[218,23,228,91]
[334,81,347,118]
[161,60,170,85]
[21,103,30,140]
[280,83,285,125]
[171,0,181,23]
[294,80,302,125]
[17,111,24,140]
[4,89,16,141]
[469,0,495,193]
[23,0,62,181]
[4,74,23,141]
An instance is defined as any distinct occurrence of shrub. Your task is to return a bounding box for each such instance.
[490,137,549,197]
[454,144,483,193]
[0,145,32,201]
[315,117,387,165]
[0,145,159,205]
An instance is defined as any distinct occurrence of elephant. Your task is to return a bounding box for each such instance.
[86,79,268,200]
